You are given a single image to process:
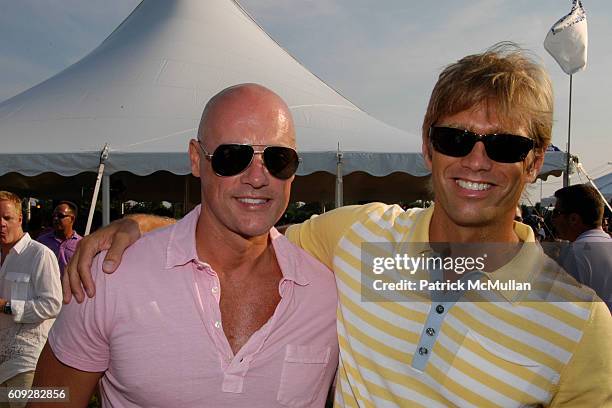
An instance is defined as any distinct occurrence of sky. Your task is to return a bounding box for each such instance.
[1,0,611,202]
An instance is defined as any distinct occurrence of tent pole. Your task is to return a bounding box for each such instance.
[25,197,31,224]
[85,144,109,235]
[102,174,110,226]
[335,144,343,208]
[563,74,573,187]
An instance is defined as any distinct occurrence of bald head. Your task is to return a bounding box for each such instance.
[198,83,295,148]
[188,83,297,240]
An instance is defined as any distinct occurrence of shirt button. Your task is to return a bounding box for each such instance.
[418,347,428,355]
[211,286,219,294]
[436,305,445,314]
[214,321,221,329]
[426,327,435,336]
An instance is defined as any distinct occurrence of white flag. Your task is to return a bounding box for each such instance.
[544,0,588,75]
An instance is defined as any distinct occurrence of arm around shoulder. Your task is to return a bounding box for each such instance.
[64,213,175,303]
[125,213,176,234]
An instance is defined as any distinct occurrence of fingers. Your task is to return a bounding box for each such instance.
[63,242,86,304]
[74,235,100,301]
[63,224,116,303]
[102,218,141,274]
[63,235,99,304]
[62,265,73,304]
[62,218,141,303]
[102,233,129,273]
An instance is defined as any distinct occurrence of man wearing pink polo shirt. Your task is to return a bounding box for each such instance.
[30,84,338,407]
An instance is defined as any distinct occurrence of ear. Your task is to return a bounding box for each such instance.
[525,149,545,183]
[189,139,201,178]
[568,213,581,226]
[422,137,433,171]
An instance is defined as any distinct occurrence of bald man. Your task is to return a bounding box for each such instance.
[31,84,338,407]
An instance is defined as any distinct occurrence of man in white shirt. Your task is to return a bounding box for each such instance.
[0,191,62,408]
[553,184,612,311]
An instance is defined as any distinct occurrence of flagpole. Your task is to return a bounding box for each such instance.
[544,0,587,187]
[564,74,573,187]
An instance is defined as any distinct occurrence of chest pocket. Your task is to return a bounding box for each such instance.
[277,344,331,407]
[4,272,31,301]
[442,330,554,406]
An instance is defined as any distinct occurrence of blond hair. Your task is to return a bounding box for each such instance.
[422,42,553,150]
[0,191,23,217]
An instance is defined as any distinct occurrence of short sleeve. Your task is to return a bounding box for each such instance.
[48,253,112,373]
[549,300,612,407]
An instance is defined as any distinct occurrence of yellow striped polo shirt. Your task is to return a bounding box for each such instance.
[287,203,612,408]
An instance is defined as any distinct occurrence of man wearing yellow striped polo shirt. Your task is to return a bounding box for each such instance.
[64,44,611,407]
[285,43,612,407]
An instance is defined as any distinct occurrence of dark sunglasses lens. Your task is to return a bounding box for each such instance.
[53,213,70,219]
[211,145,254,176]
[430,127,474,157]
[263,146,299,179]
[484,135,534,163]
[430,127,534,163]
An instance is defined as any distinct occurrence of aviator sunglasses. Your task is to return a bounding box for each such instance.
[197,141,300,180]
[429,126,535,163]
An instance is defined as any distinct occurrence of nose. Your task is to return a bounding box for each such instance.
[240,153,269,188]
[460,141,493,171]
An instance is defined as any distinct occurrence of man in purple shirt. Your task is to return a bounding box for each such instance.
[31,84,338,407]
[37,201,82,279]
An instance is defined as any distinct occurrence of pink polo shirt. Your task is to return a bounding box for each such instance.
[49,206,338,407]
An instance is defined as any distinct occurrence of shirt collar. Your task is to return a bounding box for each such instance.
[11,233,31,255]
[52,231,82,242]
[576,228,610,241]
[165,205,201,269]
[414,205,541,302]
[69,231,83,240]
[410,205,435,255]
[165,205,310,286]
[269,228,310,286]
[486,222,542,302]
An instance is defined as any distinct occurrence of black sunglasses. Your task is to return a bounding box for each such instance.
[53,213,72,219]
[197,142,300,180]
[429,126,535,163]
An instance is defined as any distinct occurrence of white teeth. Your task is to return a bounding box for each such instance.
[237,198,268,204]
[456,179,491,191]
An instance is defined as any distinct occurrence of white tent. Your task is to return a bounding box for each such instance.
[594,172,612,201]
[0,0,566,218]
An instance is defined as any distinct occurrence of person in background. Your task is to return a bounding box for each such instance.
[0,191,61,408]
[553,184,612,311]
[602,215,611,237]
[37,201,82,280]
